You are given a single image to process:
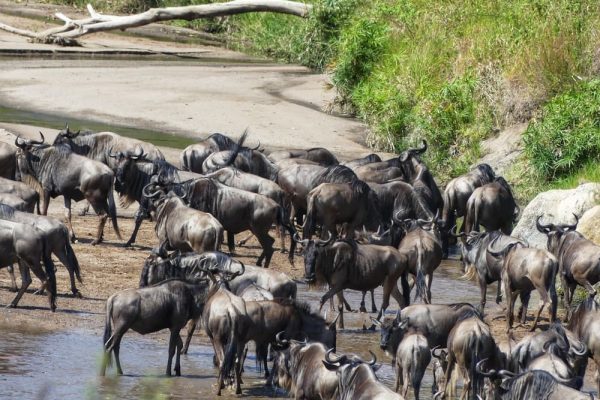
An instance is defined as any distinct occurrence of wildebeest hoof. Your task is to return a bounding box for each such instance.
[72,291,83,299]
[6,303,16,309]
[368,324,376,331]
[8,287,17,293]
[359,306,367,313]
[34,288,45,295]
[371,307,378,313]
[279,249,287,254]
[91,239,102,246]
[123,242,133,248]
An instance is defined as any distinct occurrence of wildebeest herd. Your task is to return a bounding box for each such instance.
[1,126,600,399]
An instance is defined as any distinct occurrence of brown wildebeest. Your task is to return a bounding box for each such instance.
[301,235,410,328]
[0,219,57,311]
[180,133,238,173]
[464,176,518,234]
[99,279,210,377]
[322,349,403,399]
[268,147,339,166]
[143,183,224,256]
[0,142,17,180]
[202,267,250,395]
[0,176,40,213]
[436,312,502,400]
[567,297,600,394]
[355,167,405,184]
[536,214,600,314]
[15,133,121,244]
[271,339,339,400]
[487,238,558,332]
[396,213,443,304]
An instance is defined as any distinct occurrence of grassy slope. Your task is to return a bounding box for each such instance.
[44,0,600,200]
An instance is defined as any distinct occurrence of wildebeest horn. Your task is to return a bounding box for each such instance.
[475,359,497,377]
[486,235,515,257]
[230,262,245,280]
[108,151,121,158]
[363,351,377,366]
[570,340,588,356]
[535,215,555,234]
[324,348,347,364]
[173,183,187,200]
[275,331,289,346]
[293,232,309,246]
[32,132,45,145]
[559,213,579,231]
[431,346,446,359]
[142,183,162,198]
[316,231,333,246]
[251,140,261,151]
[14,135,27,148]
[290,333,308,345]
[130,146,144,160]
[449,225,465,238]
[414,140,427,154]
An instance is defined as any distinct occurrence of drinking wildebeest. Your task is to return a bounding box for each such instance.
[268,147,339,166]
[15,133,121,244]
[567,297,600,394]
[0,176,40,214]
[301,235,410,328]
[180,133,240,173]
[487,237,558,331]
[374,314,430,399]
[342,153,382,169]
[322,349,404,399]
[173,177,296,267]
[243,299,337,378]
[524,344,582,388]
[0,203,82,297]
[0,219,56,311]
[202,266,250,395]
[0,142,17,180]
[536,215,600,314]
[464,176,519,234]
[271,338,339,400]
[100,279,210,377]
[142,183,224,255]
[476,366,593,400]
[456,230,525,312]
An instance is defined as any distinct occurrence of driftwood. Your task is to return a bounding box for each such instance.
[0,0,312,46]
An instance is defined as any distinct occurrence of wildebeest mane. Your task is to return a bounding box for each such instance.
[0,203,16,218]
[495,176,515,197]
[455,308,483,322]
[313,165,358,186]
[206,132,236,149]
[474,163,495,185]
[498,370,565,400]
[286,299,330,340]
[60,130,111,160]
[181,178,220,215]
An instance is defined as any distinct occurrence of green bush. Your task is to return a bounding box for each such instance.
[523,79,600,179]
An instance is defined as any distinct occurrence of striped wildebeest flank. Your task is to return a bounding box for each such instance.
[0,219,56,311]
[0,176,40,213]
[0,142,17,180]
[464,176,519,235]
[100,278,211,377]
[0,203,83,297]
[15,133,122,245]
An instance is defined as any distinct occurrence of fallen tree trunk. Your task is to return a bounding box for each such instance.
[0,0,312,46]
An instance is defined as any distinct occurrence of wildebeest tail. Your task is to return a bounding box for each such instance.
[108,179,122,240]
[414,245,427,303]
[303,192,317,240]
[465,196,480,233]
[223,129,248,167]
[63,226,82,283]
[470,336,483,400]
[42,238,57,311]
[103,297,114,367]
[139,257,151,287]
[549,258,558,322]
[277,205,297,258]
[222,324,238,381]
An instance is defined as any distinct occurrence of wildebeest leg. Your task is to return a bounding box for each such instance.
[92,212,108,246]
[426,273,433,304]
[593,354,600,395]
[565,284,577,321]
[166,329,181,376]
[441,352,456,399]
[390,284,405,310]
[8,262,31,308]
[125,207,146,247]
[370,290,377,313]
[336,291,345,329]
[7,265,17,292]
[182,320,196,354]
[395,363,402,392]
[227,231,236,254]
[576,277,598,298]
[255,230,275,268]
[532,282,555,331]
[478,276,487,313]
[235,342,245,394]
[504,275,517,332]
[236,232,254,247]
[63,197,76,243]
[78,201,90,216]
[518,291,531,325]
[112,336,125,375]
[360,291,367,313]
[402,365,410,399]
[377,277,398,320]
[41,191,50,216]
[495,280,503,304]
[175,333,183,376]
[278,224,286,253]
[54,247,81,297]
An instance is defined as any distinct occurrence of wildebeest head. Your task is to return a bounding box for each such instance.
[14,132,46,153]
[322,349,380,389]
[295,232,333,284]
[372,311,407,353]
[536,214,579,254]
[53,124,81,145]
[110,146,146,185]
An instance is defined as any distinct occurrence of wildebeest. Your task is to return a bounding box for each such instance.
[375,315,430,399]
[143,184,224,255]
[0,219,56,311]
[174,177,295,267]
[368,180,433,226]
[487,238,558,332]
[0,142,17,180]
[567,297,600,394]
[301,235,409,328]
[100,279,210,376]
[239,283,273,301]
[0,176,40,214]
[536,215,600,313]
[202,267,250,395]
[396,215,443,304]
[138,252,206,287]
[303,179,382,239]
[342,153,382,169]
[322,349,403,399]
[458,230,525,312]
[0,193,36,213]
[15,134,121,244]
[464,177,518,234]
[271,339,339,400]
[268,148,339,166]
[0,203,82,297]
[180,133,238,173]
[442,164,496,236]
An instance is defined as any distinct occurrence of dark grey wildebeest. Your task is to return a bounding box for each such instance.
[537,215,600,314]
[568,297,600,394]
[487,238,558,332]
[175,177,296,267]
[0,176,40,214]
[271,339,339,400]
[0,142,17,180]
[464,176,518,234]
[0,203,82,297]
[15,134,121,245]
[100,279,210,376]
[268,148,339,166]
[342,153,382,169]
[180,133,238,173]
[0,193,35,213]
[143,184,224,256]
[0,219,56,311]
[368,180,433,227]
[323,350,403,400]
[301,236,410,328]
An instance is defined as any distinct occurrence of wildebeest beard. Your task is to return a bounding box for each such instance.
[18,145,70,197]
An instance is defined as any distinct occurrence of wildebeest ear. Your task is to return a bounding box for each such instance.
[398,319,409,330]
[370,317,382,327]
[321,360,339,371]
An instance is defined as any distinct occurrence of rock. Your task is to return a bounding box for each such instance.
[577,205,600,246]
[479,123,526,176]
[512,182,600,248]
